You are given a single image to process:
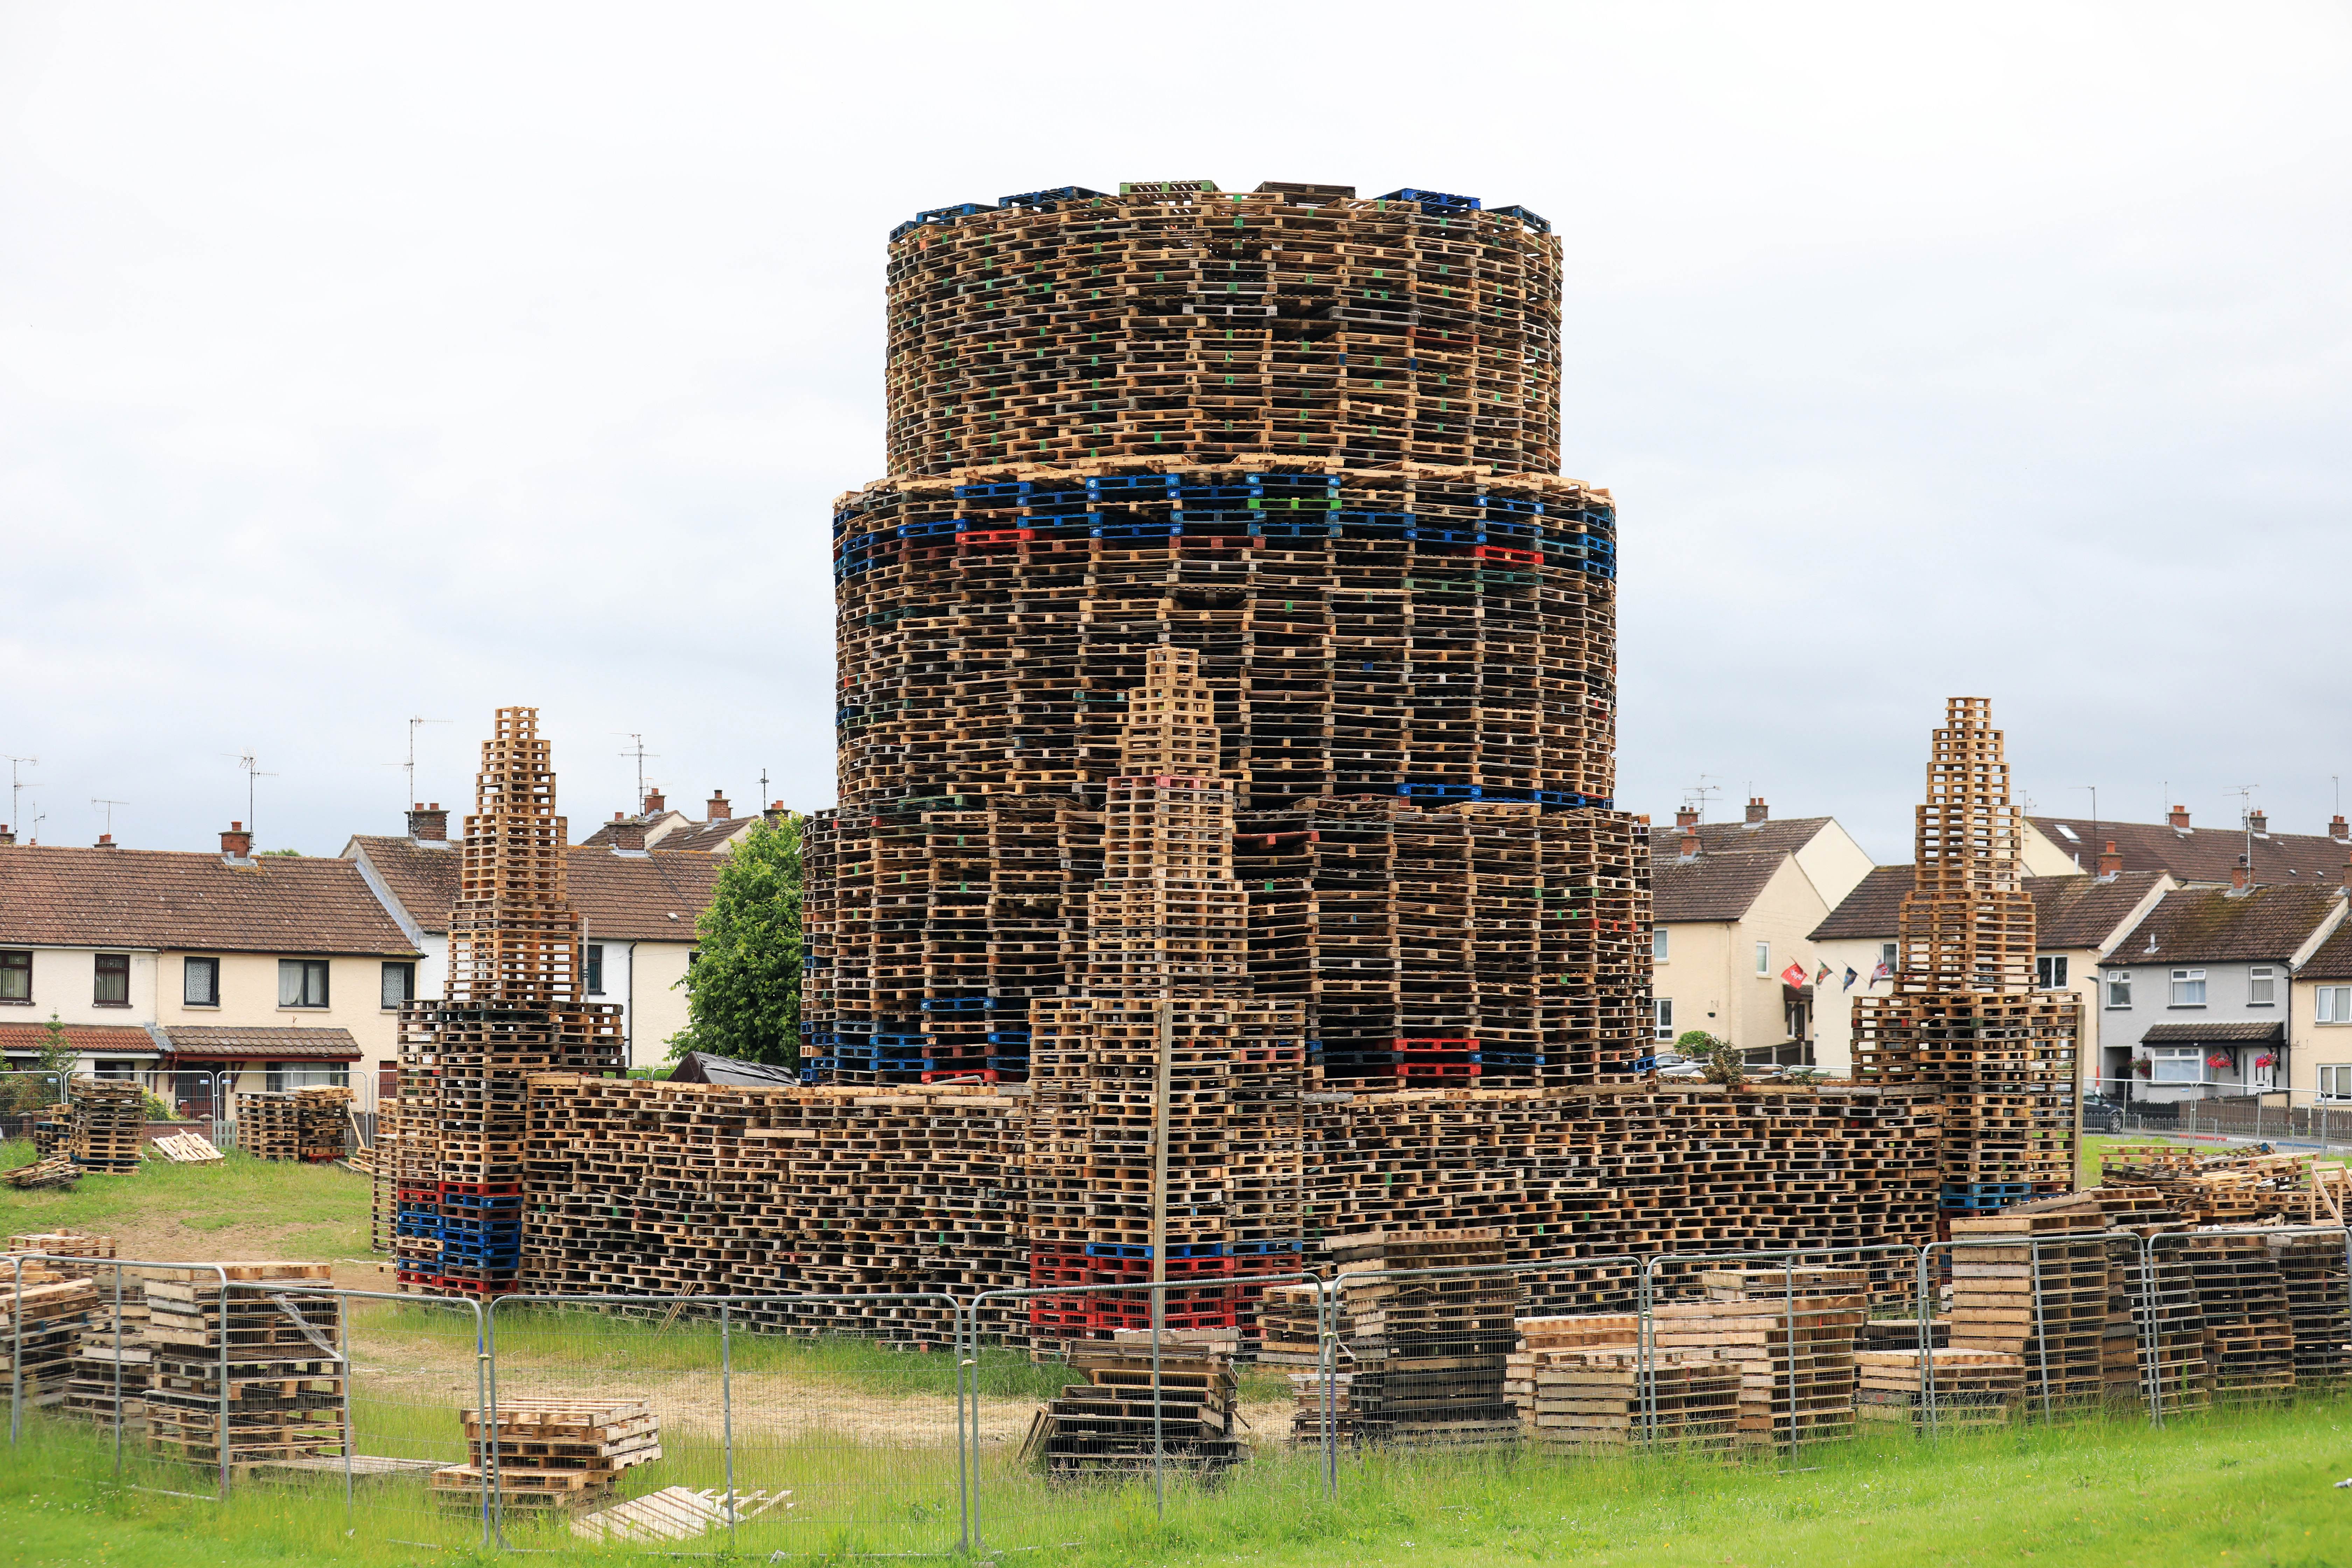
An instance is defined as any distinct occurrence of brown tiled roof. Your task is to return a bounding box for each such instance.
[347,836,720,941]
[2301,917,2352,981]
[2032,816,2352,887]
[0,847,418,957]
[652,818,756,854]
[0,1022,162,1056]
[2099,883,2343,966]
[158,1026,361,1061]
[2139,1021,2283,1045]
[1807,865,1916,941]
[576,809,688,849]
[2031,871,2170,950]
[566,850,725,941]
[1649,817,1829,924]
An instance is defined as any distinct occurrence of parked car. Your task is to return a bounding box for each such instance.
[1633,1052,1690,1075]
[2081,1094,2125,1134]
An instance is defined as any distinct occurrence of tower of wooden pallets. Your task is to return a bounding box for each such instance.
[802,180,1650,1092]
[390,708,624,1297]
[1026,647,1311,1345]
[1854,699,2079,1213]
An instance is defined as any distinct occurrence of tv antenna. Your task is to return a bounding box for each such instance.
[2226,784,2260,883]
[28,800,44,845]
[394,717,447,810]
[91,798,128,839]
[759,768,770,811]
[2,755,34,836]
[616,734,659,812]
[236,752,277,843]
[1683,775,1721,821]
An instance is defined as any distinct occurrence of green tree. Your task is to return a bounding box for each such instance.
[670,815,803,1065]
[5,1014,78,1115]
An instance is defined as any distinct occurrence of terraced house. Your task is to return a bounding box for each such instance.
[0,822,418,1118]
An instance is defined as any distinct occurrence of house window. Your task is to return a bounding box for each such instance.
[2247,966,2275,1006]
[93,1059,137,1079]
[183,957,220,1007]
[2322,1063,2352,1101]
[278,958,330,1008]
[2036,956,2068,990]
[2317,986,2352,1024]
[1879,942,1898,972]
[2148,1046,2204,1085]
[93,953,130,1006]
[2106,972,2132,1008]
[1755,941,1770,976]
[380,962,415,1009]
[0,950,29,1003]
[2169,969,2206,1007]
[265,1062,349,1091]
[586,944,606,994]
[1654,997,1674,1041]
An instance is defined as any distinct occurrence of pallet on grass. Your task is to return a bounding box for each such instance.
[434,1398,662,1512]
[68,1078,147,1174]
[0,1274,102,1406]
[1651,1268,1863,1448]
[1320,1229,1525,1448]
[1855,1348,2021,1429]
[141,1262,345,1467]
[1948,1209,2110,1410]
[1022,1347,1242,1476]
[1506,1317,1739,1451]
[2271,1232,2351,1385]
[2182,1233,2296,1402]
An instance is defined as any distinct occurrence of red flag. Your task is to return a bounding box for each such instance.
[1780,960,1811,989]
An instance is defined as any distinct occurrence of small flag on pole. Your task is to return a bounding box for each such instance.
[1779,959,1811,989]
[1870,960,1894,986]
[1841,966,1859,992]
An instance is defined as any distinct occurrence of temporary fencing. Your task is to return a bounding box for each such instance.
[6,1232,2349,1556]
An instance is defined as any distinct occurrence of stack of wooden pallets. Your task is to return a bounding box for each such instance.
[8,1230,114,1272]
[1948,1209,2111,1410]
[1020,1349,1242,1477]
[0,1266,102,1408]
[2182,1234,2296,1401]
[2271,1232,2351,1385]
[1851,700,2078,1214]
[1505,1314,1737,1450]
[141,1262,344,1469]
[1855,1348,2022,1430]
[433,1398,661,1513]
[234,1093,305,1162]
[1318,1230,1525,1448]
[67,1078,147,1174]
[1651,1267,1863,1448]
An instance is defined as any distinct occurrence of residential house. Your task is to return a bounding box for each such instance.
[0,824,420,1116]
[2289,913,2352,1108]
[1808,864,2171,1079]
[577,789,776,855]
[346,805,725,1083]
[1648,799,1874,1064]
[2028,806,2352,889]
[2095,881,2349,1106]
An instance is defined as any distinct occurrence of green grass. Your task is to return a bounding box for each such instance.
[1,1393,2348,1565]
[0,1138,372,1262]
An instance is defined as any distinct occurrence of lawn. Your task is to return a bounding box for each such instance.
[1,1393,2348,1566]
[0,1139,373,1266]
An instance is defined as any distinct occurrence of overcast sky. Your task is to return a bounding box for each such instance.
[4,4,2347,864]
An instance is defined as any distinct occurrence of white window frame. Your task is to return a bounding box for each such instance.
[2321,1063,2352,1101]
[2105,971,2132,1009]
[2316,985,2352,1024]
[1654,997,1674,1042]
[2247,965,2275,1006]
[2148,1045,2204,1085]
[1879,942,1898,972]
[1755,941,1770,976]
[2036,955,2068,990]
[1652,927,1668,963]
[2169,968,2206,1007]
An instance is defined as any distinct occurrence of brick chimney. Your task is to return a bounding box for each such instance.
[763,800,795,825]
[2231,856,2251,893]
[406,802,449,843]
[2097,841,2122,877]
[1745,797,1768,824]
[0,824,13,846]
[1679,825,1701,858]
[220,821,252,860]
[2247,809,2267,835]
[2332,814,2348,842]
[706,790,731,822]
[94,832,117,849]
[643,788,666,815]
[2168,804,2191,829]
[2342,847,2352,894]
[1675,805,1699,829]
[608,819,647,853]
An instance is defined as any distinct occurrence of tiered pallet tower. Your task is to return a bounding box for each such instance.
[391,708,624,1297]
[1854,700,2079,1213]
[1025,646,1310,1342]
[804,180,1642,1090]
